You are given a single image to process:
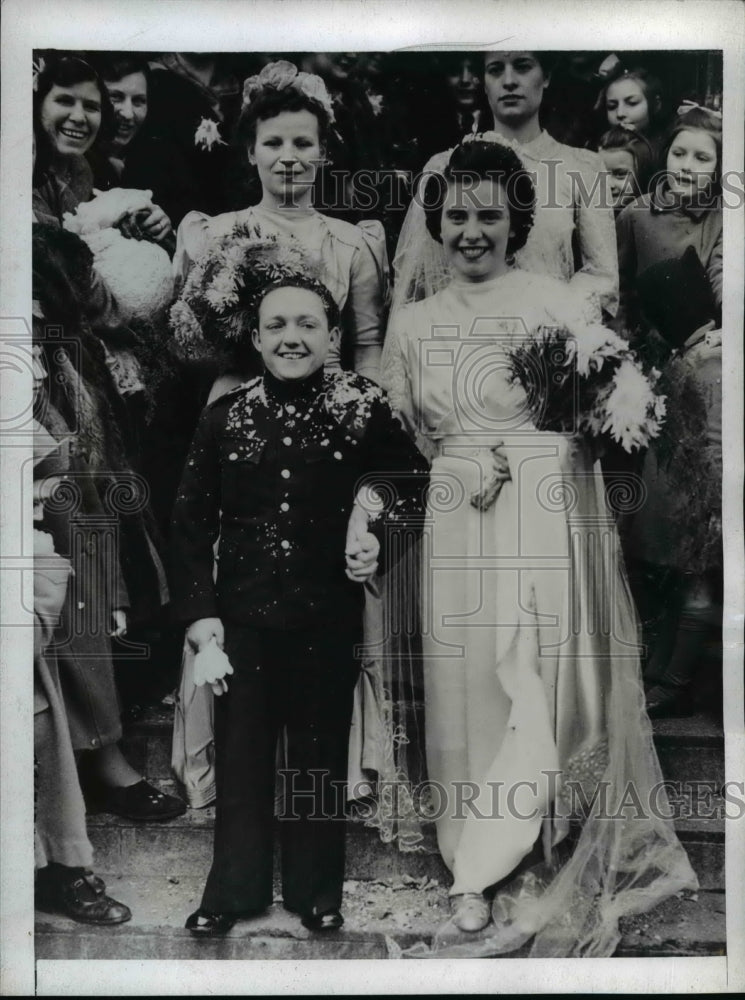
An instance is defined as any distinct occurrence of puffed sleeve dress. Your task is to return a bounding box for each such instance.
[174,203,387,384]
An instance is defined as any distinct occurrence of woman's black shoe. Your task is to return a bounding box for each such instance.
[185,908,238,937]
[301,909,344,932]
[92,779,187,822]
[36,868,131,925]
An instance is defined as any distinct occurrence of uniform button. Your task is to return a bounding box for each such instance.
[282,436,292,446]
[90,738,99,747]
[281,539,290,550]
[77,601,85,610]
[280,502,290,512]
[281,469,291,479]
[228,452,238,461]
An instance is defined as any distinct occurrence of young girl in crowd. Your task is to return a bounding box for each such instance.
[615,105,723,717]
[616,105,722,330]
[598,125,655,214]
[174,59,386,394]
[598,66,667,158]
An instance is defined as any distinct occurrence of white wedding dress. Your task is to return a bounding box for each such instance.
[381,269,698,957]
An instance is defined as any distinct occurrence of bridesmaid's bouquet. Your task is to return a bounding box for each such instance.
[169,227,321,359]
[507,325,666,452]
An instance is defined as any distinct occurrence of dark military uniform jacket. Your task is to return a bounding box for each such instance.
[170,368,429,630]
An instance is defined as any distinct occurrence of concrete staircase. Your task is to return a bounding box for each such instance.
[35,707,727,960]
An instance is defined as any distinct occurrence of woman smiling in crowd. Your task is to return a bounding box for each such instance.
[90,54,199,230]
[33,54,172,243]
[174,60,386,390]
[393,51,618,323]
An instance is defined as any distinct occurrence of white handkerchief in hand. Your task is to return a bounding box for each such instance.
[193,637,234,688]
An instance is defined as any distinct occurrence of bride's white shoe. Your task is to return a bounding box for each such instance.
[449,892,491,932]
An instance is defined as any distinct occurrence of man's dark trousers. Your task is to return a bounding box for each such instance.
[201,624,361,917]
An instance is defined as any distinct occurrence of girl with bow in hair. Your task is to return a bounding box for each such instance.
[614,103,724,718]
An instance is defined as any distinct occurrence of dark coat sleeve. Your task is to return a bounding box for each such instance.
[121,137,201,230]
[169,404,222,624]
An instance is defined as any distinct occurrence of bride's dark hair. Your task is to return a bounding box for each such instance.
[422,140,536,256]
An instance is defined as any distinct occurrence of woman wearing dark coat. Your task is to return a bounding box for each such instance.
[32,222,183,820]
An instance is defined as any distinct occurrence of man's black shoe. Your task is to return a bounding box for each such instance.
[301,908,344,932]
[185,908,238,937]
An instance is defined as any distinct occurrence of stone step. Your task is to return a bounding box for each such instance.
[652,712,725,789]
[87,799,448,885]
[121,707,725,789]
[86,787,725,891]
[34,874,726,960]
[106,706,726,891]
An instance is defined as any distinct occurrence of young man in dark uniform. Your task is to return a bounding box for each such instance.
[170,274,428,936]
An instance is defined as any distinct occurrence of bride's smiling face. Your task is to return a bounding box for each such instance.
[440,177,513,282]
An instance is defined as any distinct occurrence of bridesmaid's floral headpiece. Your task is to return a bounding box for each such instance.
[242,60,336,123]
[169,225,329,357]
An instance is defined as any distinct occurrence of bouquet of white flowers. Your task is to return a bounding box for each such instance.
[507,324,666,453]
[169,224,322,360]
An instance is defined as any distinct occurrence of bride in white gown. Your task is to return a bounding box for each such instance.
[381,138,697,957]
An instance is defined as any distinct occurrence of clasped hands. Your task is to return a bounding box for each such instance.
[185,490,381,694]
[344,487,381,583]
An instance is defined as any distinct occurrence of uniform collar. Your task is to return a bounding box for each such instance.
[263,366,326,403]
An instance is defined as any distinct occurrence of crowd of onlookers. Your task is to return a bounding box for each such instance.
[31,48,723,927]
